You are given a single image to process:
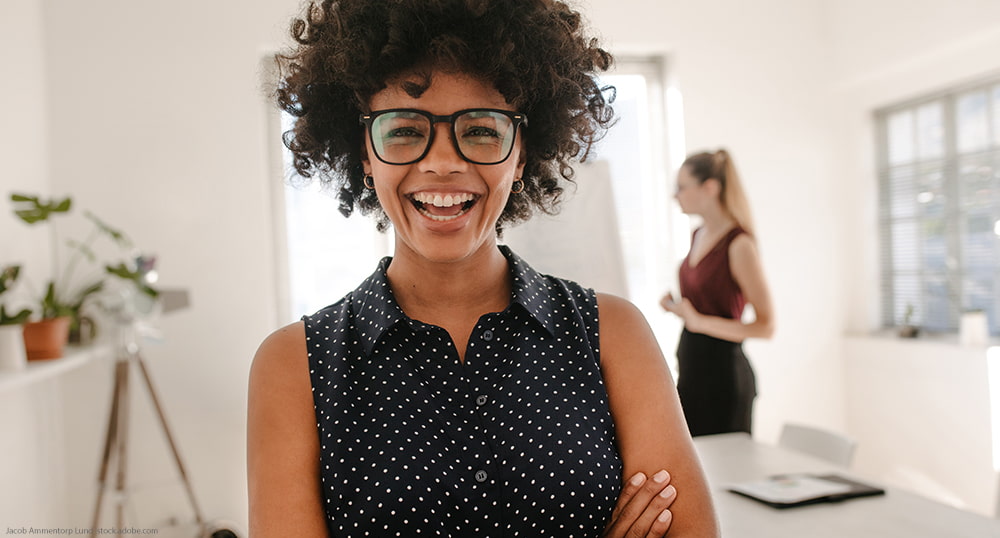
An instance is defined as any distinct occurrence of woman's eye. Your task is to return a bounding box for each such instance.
[463,126,501,139]
[386,127,424,138]
[380,126,428,147]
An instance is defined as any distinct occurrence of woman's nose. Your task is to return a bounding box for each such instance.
[418,123,469,174]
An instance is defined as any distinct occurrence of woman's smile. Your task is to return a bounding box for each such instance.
[408,191,479,222]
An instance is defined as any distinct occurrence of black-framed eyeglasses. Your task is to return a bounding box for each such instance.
[359,108,527,165]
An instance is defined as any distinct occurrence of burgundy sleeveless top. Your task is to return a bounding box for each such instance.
[678,227,747,320]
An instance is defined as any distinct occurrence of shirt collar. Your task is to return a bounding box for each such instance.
[350,245,560,356]
[502,245,561,337]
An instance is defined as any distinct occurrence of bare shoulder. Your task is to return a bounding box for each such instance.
[596,293,651,348]
[595,290,670,382]
[251,321,308,378]
[729,231,761,262]
[248,320,312,431]
[248,321,314,421]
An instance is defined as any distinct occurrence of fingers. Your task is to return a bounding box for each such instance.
[604,470,677,538]
[609,471,647,524]
[635,472,676,537]
[644,506,673,538]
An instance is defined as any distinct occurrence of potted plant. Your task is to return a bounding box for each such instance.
[0,265,32,370]
[10,193,158,359]
[898,303,919,338]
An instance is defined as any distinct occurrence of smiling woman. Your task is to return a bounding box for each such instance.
[247,1,718,536]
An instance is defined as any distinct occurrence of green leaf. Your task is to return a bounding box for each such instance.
[10,193,73,224]
[85,211,132,247]
[40,281,75,318]
[0,305,32,325]
[105,263,134,280]
[70,281,105,310]
[14,210,47,224]
[0,265,21,295]
[54,198,72,212]
[105,263,159,298]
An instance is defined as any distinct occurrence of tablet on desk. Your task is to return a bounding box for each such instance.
[728,473,886,509]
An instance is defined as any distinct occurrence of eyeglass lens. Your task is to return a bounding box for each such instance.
[369,110,517,165]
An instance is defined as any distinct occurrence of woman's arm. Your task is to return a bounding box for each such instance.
[247,321,329,537]
[599,294,720,537]
[665,234,775,343]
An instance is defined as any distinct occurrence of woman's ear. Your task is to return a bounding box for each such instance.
[704,177,723,198]
[516,157,527,179]
[360,142,371,174]
[515,141,527,178]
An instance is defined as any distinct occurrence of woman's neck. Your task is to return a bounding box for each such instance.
[386,243,512,322]
[697,204,736,235]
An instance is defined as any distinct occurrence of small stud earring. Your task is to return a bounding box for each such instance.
[363,175,375,189]
[511,178,525,194]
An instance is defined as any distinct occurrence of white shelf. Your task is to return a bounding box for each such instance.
[0,344,113,393]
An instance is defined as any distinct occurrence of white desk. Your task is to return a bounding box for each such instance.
[693,432,1000,537]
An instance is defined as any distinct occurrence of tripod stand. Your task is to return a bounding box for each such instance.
[90,320,206,536]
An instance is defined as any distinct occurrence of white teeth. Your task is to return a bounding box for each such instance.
[412,192,475,207]
[410,192,476,222]
[418,208,468,221]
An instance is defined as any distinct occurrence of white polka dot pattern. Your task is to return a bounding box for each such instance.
[304,246,623,536]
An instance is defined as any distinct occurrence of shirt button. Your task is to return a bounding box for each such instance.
[483,329,494,341]
[476,394,488,406]
[475,470,488,482]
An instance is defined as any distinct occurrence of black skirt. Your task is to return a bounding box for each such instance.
[675,329,757,437]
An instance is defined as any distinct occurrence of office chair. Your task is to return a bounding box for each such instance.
[778,422,857,468]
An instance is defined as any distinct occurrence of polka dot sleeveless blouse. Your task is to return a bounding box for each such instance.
[303,246,623,536]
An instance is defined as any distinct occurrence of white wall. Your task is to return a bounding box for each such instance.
[845,337,998,517]
[1,0,50,274]
[0,0,61,526]
[3,0,999,530]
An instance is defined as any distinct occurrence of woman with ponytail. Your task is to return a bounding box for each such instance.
[660,149,775,436]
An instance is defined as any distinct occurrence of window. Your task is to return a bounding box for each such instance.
[876,76,1000,335]
[592,57,688,345]
[276,113,393,322]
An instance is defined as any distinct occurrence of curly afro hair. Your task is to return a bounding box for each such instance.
[275,0,615,232]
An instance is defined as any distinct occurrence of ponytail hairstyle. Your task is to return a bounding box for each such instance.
[682,148,755,236]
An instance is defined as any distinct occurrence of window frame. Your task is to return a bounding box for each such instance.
[875,73,1000,336]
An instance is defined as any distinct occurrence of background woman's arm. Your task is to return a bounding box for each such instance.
[599,294,721,537]
[247,321,329,537]
[667,234,775,343]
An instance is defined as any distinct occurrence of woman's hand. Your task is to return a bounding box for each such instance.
[659,292,678,313]
[660,293,704,333]
[603,471,678,537]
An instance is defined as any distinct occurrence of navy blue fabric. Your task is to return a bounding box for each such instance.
[303,246,622,537]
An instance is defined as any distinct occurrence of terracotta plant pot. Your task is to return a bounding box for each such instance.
[22,316,71,361]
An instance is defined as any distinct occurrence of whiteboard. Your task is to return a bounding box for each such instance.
[502,160,628,297]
